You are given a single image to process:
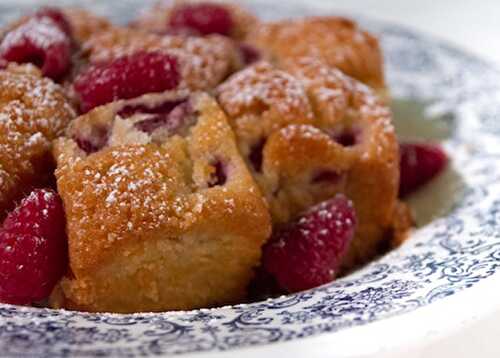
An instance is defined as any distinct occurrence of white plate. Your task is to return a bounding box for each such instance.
[1,1,500,357]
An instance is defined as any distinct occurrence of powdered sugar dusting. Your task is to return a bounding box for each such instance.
[288,56,395,155]
[0,66,75,213]
[0,17,67,54]
[249,16,385,90]
[84,27,237,92]
[217,61,312,120]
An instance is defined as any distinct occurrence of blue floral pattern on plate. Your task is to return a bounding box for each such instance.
[1,0,500,356]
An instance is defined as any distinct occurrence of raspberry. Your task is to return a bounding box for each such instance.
[331,129,359,147]
[262,194,356,293]
[121,99,190,134]
[208,160,227,187]
[168,3,234,36]
[74,125,110,154]
[239,44,260,65]
[0,189,68,305]
[0,17,71,81]
[399,142,448,197]
[248,138,266,172]
[312,170,341,184]
[35,7,72,36]
[74,51,180,113]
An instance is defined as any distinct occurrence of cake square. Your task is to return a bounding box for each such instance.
[52,92,271,312]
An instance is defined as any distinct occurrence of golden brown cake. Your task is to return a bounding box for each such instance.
[133,0,258,40]
[51,92,271,313]
[0,64,75,219]
[83,27,240,92]
[217,59,404,270]
[247,17,386,94]
[61,7,113,44]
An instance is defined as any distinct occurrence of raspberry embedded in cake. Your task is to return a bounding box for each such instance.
[74,51,180,113]
[73,125,110,154]
[208,160,228,187]
[262,194,356,292]
[239,43,261,65]
[52,93,271,312]
[125,100,191,135]
[332,129,360,147]
[248,138,266,172]
[217,59,405,271]
[83,27,241,94]
[132,0,259,40]
[70,91,198,154]
[311,170,342,184]
[168,2,235,36]
[0,189,68,305]
[0,17,72,81]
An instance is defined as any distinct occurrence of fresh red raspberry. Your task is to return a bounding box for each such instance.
[0,17,71,81]
[0,189,68,305]
[312,170,341,184]
[208,160,227,187]
[121,99,189,134]
[248,138,265,172]
[168,3,234,36]
[239,44,261,65]
[74,51,180,113]
[333,130,358,147]
[399,142,448,197]
[35,7,72,36]
[73,125,110,154]
[262,194,356,293]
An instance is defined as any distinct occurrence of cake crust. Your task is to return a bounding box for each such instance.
[217,59,405,270]
[83,27,240,92]
[52,93,271,313]
[247,17,386,93]
[0,64,75,218]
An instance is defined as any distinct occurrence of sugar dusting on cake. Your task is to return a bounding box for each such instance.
[217,61,313,120]
[0,66,75,214]
[84,27,237,92]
